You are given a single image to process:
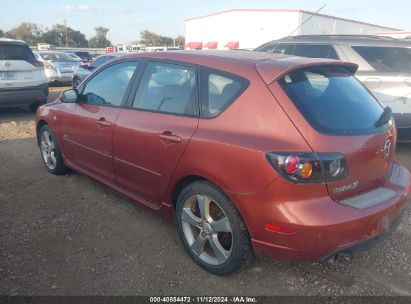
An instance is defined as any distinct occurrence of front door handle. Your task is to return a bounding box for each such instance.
[158,131,181,143]
[96,118,111,127]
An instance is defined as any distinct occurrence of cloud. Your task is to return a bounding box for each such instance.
[62,4,128,13]
[97,5,127,12]
[63,5,91,12]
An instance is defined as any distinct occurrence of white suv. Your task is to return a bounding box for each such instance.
[0,38,48,112]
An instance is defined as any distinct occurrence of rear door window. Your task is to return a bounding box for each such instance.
[279,66,385,135]
[132,62,197,116]
[293,44,339,59]
[200,68,249,118]
[352,46,411,72]
[0,43,34,60]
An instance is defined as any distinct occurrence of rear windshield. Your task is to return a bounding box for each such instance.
[38,52,74,62]
[75,52,92,61]
[0,43,34,60]
[352,46,411,72]
[280,66,385,135]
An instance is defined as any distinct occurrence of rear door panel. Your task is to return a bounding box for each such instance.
[113,110,198,202]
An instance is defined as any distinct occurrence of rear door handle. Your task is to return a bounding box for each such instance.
[158,131,181,143]
[96,118,111,127]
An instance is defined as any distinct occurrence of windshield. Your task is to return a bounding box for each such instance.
[280,66,386,135]
[76,52,93,61]
[352,46,411,72]
[39,52,75,62]
[0,43,34,60]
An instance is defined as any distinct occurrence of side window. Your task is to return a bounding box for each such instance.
[200,68,249,118]
[256,43,278,53]
[90,56,114,69]
[293,44,339,60]
[272,44,295,55]
[80,61,138,106]
[132,62,197,116]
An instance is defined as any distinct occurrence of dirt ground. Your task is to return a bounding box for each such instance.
[1,88,411,296]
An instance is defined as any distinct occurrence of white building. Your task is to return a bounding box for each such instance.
[185,9,400,50]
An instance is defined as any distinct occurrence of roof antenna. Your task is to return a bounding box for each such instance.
[287,4,327,37]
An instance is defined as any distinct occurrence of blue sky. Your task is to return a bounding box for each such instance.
[2,0,411,44]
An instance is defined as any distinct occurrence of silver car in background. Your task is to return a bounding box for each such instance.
[255,35,411,141]
[72,52,127,88]
[65,52,83,62]
[33,51,81,84]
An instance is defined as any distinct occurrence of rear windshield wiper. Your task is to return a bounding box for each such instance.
[375,107,392,127]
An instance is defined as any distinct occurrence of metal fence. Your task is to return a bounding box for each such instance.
[29,46,106,56]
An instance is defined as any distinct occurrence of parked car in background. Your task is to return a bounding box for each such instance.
[37,43,56,51]
[0,38,48,112]
[72,51,93,64]
[65,52,83,62]
[72,53,127,88]
[34,51,82,84]
[36,50,410,275]
[255,35,411,141]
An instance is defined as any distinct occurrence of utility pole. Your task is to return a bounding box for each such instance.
[64,19,68,47]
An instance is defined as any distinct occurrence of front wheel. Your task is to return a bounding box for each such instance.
[39,125,69,175]
[176,181,253,275]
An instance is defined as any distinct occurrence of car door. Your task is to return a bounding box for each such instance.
[113,61,199,203]
[59,60,140,182]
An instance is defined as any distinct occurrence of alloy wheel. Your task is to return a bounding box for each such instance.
[181,194,233,265]
[40,130,57,170]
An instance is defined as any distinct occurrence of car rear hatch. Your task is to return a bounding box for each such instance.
[257,58,396,202]
[0,42,43,89]
[50,61,79,73]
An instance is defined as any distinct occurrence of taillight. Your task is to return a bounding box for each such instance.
[26,59,44,67]
[43,62,55,70]
[266,152,348,183]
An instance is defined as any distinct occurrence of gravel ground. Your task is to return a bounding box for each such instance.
[0,89,410,296]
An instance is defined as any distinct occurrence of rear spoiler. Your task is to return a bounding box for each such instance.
[255,57,358,85]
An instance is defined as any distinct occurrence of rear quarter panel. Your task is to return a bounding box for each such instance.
[163,67,312,214]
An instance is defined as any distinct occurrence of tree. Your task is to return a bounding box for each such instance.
[42,24,88,47]
[139,30,174,46]
[174,35,185,47]
[0,29,5,38]
[88,26,112,48]
[94,26,109,38]
[8,23,43,45]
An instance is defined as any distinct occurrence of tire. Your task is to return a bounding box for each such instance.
[38,125,69,175]
[176,180,253,275]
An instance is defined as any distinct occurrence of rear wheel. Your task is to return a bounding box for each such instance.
[176,180,253,275]
[39,125,69,175]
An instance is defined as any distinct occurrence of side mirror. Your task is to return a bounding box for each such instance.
[61,89,78,103]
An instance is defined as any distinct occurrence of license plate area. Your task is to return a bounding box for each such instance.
[0,72,16,80]
[59,66,73,73]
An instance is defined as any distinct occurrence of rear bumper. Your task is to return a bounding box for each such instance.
[45,70,73,83]
[0,84,49,107]
[232,161,411,262]
[320,209,403,262]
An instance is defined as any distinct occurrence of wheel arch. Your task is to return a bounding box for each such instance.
[170,175,208,208]
[36,119,49,145]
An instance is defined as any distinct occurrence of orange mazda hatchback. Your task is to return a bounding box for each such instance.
[36,51,410,275]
